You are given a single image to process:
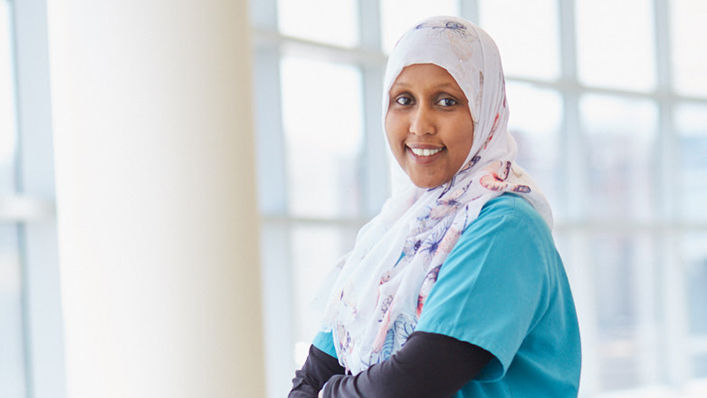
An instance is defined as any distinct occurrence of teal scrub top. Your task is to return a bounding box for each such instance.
[313,194,581,397]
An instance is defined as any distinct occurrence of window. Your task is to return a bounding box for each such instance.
[1,0,64,397]
[0,2,27,396]
[250,0,707,397]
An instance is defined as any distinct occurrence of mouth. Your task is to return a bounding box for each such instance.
[409,147,443,156]
[406,144,445,163]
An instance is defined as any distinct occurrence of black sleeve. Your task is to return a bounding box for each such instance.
[321,331,492,398]
[288,344,346,398]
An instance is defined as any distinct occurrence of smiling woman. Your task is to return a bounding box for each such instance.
[251,1,707,397]
[288,16,580,398]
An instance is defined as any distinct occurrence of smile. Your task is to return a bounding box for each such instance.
[409,147,443,157]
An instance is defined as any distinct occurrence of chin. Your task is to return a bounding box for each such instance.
[405,167,454,189]
[410,176,446,189]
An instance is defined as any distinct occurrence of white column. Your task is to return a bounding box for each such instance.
[46,1,264,397]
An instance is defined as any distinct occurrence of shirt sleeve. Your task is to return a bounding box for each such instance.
[289,344,345,398]
[414,199,553,382]
[321,331,492,398]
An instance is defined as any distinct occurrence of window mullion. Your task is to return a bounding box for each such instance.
[653,0,676,221]
[458,0,479,24]
[557,0,583,221]
[653,0,692,388]
[557,1,600,396]
[358,0,388,217]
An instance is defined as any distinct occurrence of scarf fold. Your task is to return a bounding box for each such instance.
[318,16,553,374]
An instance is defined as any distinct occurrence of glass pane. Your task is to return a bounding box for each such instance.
[591,232,656,391]
[280,56,364,218]
[380,0,459,54]
[675,103,707,221]
[580,95,658,220]
[0,0,17,194]
[0,226,26,398]
[479,0,559,80]
[683,233,707,336]
[291,224,357,366]
[0,4,23,395]
[671,0,707,97]
[695,354,707,379]
[506,82,564,217]
[576,0,655,91]
[278,0,359,47]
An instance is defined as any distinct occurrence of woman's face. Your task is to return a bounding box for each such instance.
[385,63,474,189]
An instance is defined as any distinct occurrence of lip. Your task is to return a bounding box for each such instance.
[406,143,445,149]
[406,145,445,164]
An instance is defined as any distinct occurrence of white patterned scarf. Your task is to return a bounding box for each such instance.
[318,16,553,375]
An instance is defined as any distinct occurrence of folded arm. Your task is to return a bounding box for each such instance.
[289,331,492,398]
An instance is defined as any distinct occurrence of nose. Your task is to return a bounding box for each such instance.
[409,104,435,136]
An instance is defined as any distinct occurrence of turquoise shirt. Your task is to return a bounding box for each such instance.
[313,194,581,397]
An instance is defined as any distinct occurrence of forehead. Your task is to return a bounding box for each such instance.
[390,63,465,94]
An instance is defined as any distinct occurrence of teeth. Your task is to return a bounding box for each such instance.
[410,147,443,157]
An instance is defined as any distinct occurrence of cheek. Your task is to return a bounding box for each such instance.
[385,113,406,148]
[448,121,475,161]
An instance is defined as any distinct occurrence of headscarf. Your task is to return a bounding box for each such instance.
[318,16,553,375]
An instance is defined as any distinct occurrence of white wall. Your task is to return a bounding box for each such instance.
[46,1,264,397]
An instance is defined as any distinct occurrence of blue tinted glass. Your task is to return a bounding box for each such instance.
[0,0,17,195]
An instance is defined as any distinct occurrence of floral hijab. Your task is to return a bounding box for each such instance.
[318,16,553,375]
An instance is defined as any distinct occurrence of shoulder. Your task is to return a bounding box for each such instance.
[459,193,553,249]
[442,193,559,289]
[476,193,549,229]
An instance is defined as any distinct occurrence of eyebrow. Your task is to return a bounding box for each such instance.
[390,81,462,92]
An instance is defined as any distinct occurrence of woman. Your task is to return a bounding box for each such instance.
[289,16,581,398]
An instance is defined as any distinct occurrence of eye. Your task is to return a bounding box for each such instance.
[437,97,458,107]
[394,94,413,106]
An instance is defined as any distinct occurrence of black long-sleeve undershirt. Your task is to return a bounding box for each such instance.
[288,331,492,398]
[289,344,344,398]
